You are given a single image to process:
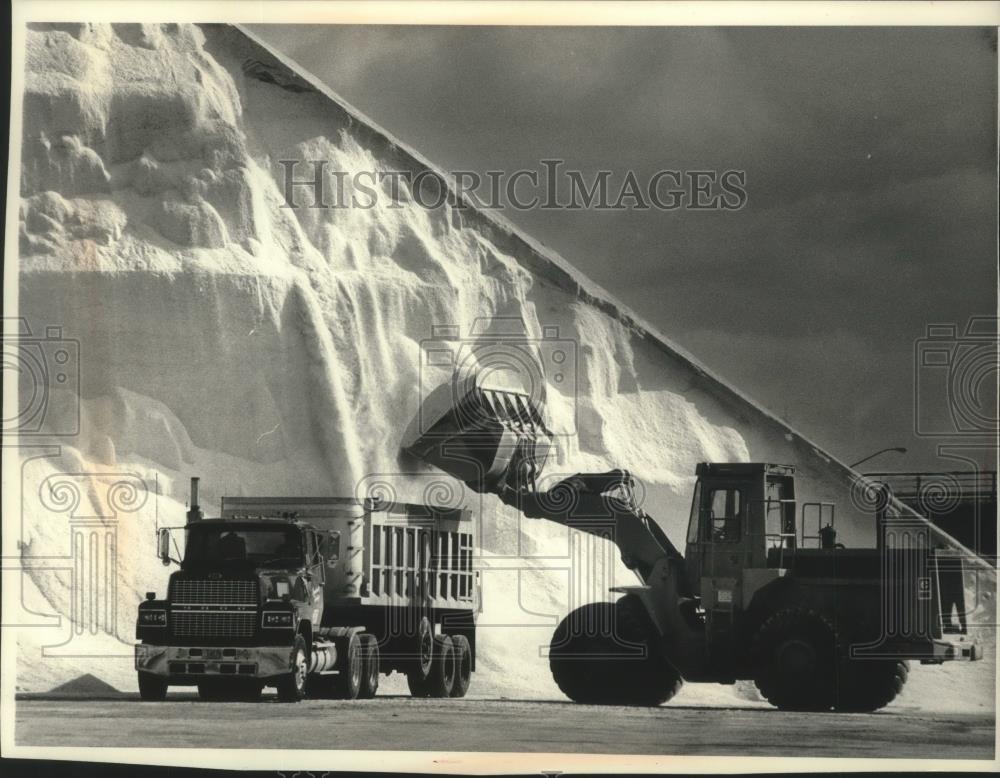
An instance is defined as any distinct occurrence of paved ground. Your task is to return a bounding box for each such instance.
[14,694,995,759]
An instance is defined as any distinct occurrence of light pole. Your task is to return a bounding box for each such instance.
[849,446,907,470]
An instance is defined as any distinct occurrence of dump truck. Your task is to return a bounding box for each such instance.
[407,381,984,711]
[135,478,478,702]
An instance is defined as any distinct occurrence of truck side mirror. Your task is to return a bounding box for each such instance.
[323,532,341,567]
[157,528,172,566]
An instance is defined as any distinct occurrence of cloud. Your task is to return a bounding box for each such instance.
[248,24,997,470]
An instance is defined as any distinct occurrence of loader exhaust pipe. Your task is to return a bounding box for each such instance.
[187,476,204,522]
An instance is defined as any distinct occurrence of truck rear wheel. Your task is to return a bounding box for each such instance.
[414,616,434,679]
[137,672,167,701]
[835,659,909,712]
[426,635,456,697]
[406,670,430,697]
[549,599,683,706]
[276,635,309,702]
[751,609,836,711]
[333,632,363,700]
[449,634,472,698]
[359,634,380,699]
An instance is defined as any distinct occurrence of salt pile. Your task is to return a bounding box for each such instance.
[9,22,994,709]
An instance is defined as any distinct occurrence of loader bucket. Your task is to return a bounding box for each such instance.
[404,379,554,494]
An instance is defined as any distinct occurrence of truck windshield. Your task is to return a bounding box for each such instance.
[184,526,303,568]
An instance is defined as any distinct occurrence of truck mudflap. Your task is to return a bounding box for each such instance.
[404,380,554,493]
[135,644,291,680]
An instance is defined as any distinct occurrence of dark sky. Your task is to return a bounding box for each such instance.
[249,25,998,472]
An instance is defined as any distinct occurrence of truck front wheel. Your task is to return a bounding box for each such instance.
[276,635,309,702]
[137,672,167,701]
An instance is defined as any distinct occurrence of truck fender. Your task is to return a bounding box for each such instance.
[297,620,313,651]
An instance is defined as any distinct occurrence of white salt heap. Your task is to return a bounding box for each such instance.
[8,23,994,711]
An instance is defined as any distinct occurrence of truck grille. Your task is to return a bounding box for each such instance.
[171,579,257,605]
[172,610,256,639]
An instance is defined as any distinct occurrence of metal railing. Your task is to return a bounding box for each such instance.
[862,471,997,504]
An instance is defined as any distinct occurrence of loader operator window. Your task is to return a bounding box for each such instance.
[686,481,703,544]
[707,488,742,542]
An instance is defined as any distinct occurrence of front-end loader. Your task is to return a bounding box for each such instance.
[405,380,984,711]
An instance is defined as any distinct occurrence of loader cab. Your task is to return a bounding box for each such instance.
[684,463,797,602]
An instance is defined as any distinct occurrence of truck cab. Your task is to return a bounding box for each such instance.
[136,516,341,701]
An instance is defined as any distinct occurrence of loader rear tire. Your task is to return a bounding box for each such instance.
[751,609,836,711]
[834,659,908,712]
[549,599,683,706]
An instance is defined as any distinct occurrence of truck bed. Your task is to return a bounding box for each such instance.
[220,497,477,613]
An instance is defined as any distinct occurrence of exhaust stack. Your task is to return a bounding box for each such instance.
[187,476,204,522]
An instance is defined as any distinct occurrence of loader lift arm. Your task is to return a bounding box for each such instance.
[495,469,686,584]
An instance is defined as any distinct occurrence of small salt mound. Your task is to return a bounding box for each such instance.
[46,673,124,698]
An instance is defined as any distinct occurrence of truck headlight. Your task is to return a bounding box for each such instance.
[262,611,294,628]
[139,610,167,626]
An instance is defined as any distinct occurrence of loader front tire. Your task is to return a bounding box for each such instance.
[835,659,908,712]
[549,599,683,706]
[751,609,836,711]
